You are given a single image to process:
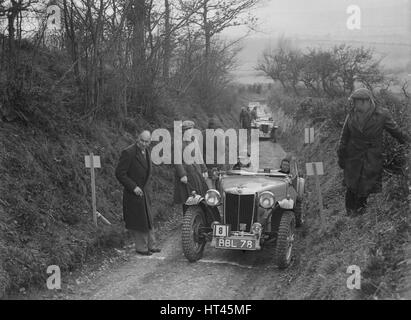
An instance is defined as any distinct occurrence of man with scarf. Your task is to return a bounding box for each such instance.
[174,120,209,215]
[337,88,410,216]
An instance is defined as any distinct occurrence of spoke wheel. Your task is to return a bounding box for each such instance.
[182,206,206,262]
[275,211,296,269]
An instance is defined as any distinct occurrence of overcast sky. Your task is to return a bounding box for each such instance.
[224,0,411,39]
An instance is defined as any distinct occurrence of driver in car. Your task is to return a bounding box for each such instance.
[233,153,251,170]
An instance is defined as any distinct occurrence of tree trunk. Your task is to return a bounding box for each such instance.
[163,0,171,82]
[202,0,212,114]
[131,0,146,109]
[63,0,81,85]
[7,10,17,79]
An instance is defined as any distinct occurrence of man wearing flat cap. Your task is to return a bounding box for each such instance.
[337,88,410,217]
[174,120,209,215]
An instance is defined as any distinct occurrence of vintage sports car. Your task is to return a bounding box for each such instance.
[181,158,306,269]
[252,118,278,141]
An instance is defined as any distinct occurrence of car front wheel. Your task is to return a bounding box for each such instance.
[182,206,206,262]
[275,211,296,269]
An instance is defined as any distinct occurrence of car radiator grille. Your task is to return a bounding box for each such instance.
[261,125,269,133]
[224,193,256,232]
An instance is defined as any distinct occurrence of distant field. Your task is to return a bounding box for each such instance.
[232,37,411,84]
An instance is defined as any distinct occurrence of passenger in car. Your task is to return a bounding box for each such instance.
[278,159,291,174]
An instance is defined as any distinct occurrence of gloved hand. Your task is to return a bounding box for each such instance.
[203,172,209,179]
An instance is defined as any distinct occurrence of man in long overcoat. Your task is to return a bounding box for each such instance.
[337,88,410,216]
[115,130,160,255]
[202,118,227,189]
[251,107,258,122]
[174,121,209,215]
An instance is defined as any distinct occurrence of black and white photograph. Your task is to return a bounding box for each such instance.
[0,0,410,306]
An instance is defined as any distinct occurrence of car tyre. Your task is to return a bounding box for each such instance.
[275,211,296,269]
[182,206,206,262]
[294,199,305,228]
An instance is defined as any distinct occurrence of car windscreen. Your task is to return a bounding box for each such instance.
[227,169,288,178]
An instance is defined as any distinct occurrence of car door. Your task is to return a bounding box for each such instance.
[294,161,305,199]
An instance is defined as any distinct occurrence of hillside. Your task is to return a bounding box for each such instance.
[0,45,241,298]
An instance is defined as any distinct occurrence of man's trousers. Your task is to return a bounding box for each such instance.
[129,229,157,252]
[345,189,368,216]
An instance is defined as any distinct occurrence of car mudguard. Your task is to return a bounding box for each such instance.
[185,195,221,226]
[185,194,204,206]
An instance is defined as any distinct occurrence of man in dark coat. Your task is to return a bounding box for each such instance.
[115,130,160,255]
[251,107,258,122]
[174,121,209,215]
[337,88,410,216]
[202,118,227,189]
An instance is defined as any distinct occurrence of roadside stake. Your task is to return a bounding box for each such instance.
[97,211,112,225]
[306,162,326,232]
[305,128,315,145]
[85,153,111,227]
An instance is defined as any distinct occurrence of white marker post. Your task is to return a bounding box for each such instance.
[306,162,325,231]
[85,154,111,227]
[305,128,315,145]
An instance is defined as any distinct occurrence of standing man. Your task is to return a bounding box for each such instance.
[337,88,410,217]
[240,107,251,130]
[202,118,225,189]
[174,121,209,215]
[115,130,161,256]
[240,107,252,144]
[251,107,258,122]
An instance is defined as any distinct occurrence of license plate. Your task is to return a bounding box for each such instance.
[213,224,230,237]
[216,238,256,250]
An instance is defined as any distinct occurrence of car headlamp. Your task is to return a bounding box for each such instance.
[205,190,221,207]
[259,191,275,209]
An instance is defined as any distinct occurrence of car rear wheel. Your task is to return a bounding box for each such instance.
[182,206,206,262]
[294,199,305,228]
[275,211,296,269]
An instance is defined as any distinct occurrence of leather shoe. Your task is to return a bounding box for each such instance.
[150,248,162,253]
[136,250,152,256]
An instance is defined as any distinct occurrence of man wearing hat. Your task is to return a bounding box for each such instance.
[174,120,209,215]
[202,118,227,189]
[337,88,410,217]
[240,107,251,130]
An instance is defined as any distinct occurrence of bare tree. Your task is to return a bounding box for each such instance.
[258,41,385,98]
[182,0,259,112]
